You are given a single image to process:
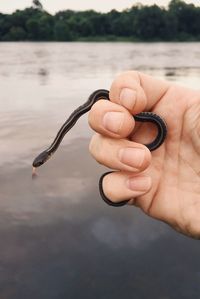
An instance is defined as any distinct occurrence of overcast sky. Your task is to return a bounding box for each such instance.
[0,0,199,14]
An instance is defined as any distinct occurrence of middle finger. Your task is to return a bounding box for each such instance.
[89,134,151,173]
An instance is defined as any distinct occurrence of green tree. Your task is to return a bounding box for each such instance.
[26,18,39,40]
[169,0,200,39]
[54,19,73,41]
[0,0,200,42]
[0,14,12,40]
[38,14,54,40]
[7,26,26,40]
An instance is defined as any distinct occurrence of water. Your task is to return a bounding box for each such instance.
[0,42,200,299]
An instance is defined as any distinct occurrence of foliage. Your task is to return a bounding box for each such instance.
[0,0,200,41]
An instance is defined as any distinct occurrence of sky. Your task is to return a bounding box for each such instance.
[0,0,199,14]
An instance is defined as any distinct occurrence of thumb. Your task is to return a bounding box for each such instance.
[109,71,170,114]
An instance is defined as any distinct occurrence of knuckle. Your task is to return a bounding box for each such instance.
[102,174,118,203]
[88,105,97,127]
[90,99,105,113]
[114,71,138,83]
[141,148,152,170]
[110,71,141,104]
[89,134,105,164]
[114,71,139,85]
[89,133,99,155]
[88,100,105,126]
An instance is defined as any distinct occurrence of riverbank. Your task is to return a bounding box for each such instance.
[1,1,200,42]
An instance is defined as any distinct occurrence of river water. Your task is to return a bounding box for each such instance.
[0,42,200,299]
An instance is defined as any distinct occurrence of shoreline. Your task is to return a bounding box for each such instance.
[1,39,200,43]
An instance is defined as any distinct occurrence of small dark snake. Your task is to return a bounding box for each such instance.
[32,89,167,207]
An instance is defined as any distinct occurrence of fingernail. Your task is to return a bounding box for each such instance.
[120,88,136,110]
[126,176,152,191]
[103,112,124,134]
[119,147,146,169]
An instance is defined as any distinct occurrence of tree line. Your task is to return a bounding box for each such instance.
[0,0,200,41]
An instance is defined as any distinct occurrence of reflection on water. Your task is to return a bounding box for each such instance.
[0,42,200,299]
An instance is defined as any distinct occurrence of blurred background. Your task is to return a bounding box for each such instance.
[0,1,200,298]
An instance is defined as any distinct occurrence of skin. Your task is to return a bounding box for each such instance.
[88,71,200,239]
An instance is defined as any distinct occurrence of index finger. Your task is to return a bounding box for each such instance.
[109,71,170,114]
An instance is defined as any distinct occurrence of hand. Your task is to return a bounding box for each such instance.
[88,71,200,239]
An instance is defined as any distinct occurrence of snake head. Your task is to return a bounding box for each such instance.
[32,150,51,168]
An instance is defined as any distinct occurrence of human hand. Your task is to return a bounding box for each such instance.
[88,71,200,239]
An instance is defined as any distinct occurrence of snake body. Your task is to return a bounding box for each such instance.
[32,89,167,206]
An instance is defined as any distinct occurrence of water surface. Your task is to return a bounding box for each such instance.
[0,42,200,299]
